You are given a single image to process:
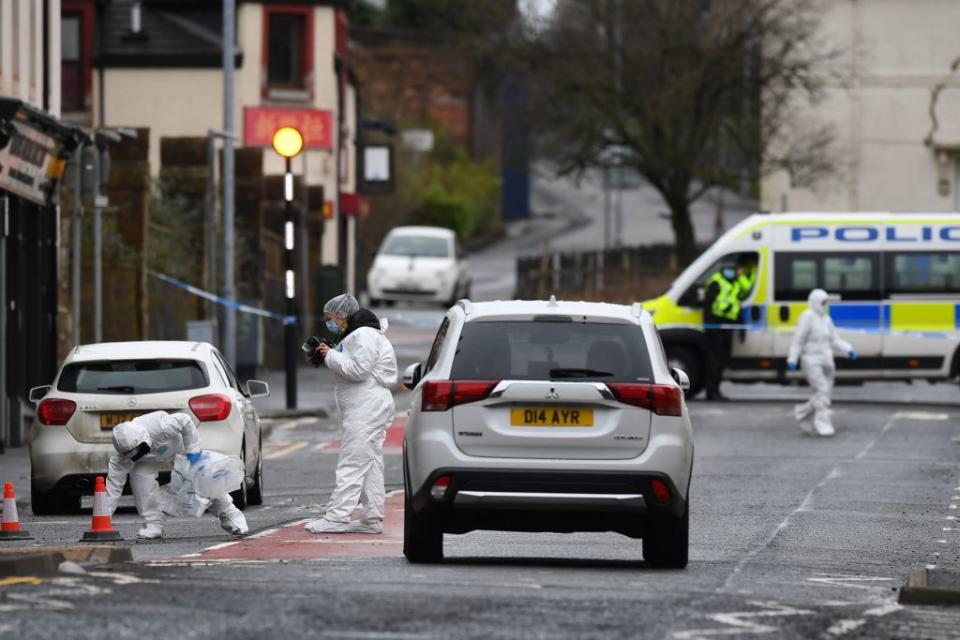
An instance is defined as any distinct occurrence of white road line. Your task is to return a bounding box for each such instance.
[807,576,895,590]
[247,527,280,539]
[203,540,242,552]
[895,412,949,421]
[284,518,311,527]
[673,601,814,639]
[823,619,865,638]
[864,602,901,617]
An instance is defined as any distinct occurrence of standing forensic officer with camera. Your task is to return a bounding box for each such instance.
[304,293,398,534]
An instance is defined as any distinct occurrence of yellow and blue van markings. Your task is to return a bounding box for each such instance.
[650,297,960,336]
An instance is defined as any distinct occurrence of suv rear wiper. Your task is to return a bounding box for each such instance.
[96,385,136,393]
[549,368,614,378]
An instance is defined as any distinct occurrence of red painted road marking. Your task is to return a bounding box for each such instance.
[316,415,406,454]
[198,492,405,561]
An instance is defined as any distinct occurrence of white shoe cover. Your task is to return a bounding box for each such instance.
[814,422,836,437]
[137,523,163,539]
[305,518,349,534]
[219,508,249,535]
[347,520,383,534]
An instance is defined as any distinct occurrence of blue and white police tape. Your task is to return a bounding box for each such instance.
[692,322,956,339]
[148,270,298,325]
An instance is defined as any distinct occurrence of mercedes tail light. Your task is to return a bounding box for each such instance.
[422,380,499,412]
[37,398,77,426]
[606,383,683,417]
[430,475,451,500]
[189,394,232,422]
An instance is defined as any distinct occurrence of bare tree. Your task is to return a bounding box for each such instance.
[521,0,839,264]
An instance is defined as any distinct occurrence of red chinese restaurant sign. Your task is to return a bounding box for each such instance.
[243,107,333,150]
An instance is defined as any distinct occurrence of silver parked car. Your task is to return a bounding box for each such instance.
[401,299,694,567]
[28,341,268,515]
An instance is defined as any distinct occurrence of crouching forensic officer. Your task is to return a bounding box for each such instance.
[106,411,248,539]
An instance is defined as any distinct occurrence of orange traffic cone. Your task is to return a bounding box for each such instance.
[0,482,33,540]
[80,476,122,542]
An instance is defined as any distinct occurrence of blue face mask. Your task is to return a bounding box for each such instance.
[326,320,342,335]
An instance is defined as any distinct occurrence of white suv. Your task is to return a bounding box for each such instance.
[401,299,694,567]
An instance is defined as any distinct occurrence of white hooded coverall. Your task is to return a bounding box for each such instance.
[106,411,241,530]
[313,322,397,529]
[787,289,854,436]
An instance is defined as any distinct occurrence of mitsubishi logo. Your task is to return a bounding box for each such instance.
[545,387,559,400]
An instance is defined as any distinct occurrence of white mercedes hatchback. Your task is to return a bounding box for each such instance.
[366,226,471,306]
[401,299,694,567]
[28,341,268,515]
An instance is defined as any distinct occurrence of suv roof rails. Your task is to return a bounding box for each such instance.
[457,299,474,315]
[630,302,643,318]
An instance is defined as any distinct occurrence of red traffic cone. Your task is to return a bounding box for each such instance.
[80,476,122,542]
[1,482,33,540]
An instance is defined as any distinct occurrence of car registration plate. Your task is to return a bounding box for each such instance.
[510,407,593,427]
[99,412,142,430]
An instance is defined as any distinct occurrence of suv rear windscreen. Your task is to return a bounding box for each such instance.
[450,321,653,382]
[57,360,208,394]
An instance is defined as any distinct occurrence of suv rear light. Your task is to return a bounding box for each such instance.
[650,479,671,504]
[606,383,682,417]
[430,475,451,500]
[37,398,77,425]
[422,380,499,412]
[189,394,232,422]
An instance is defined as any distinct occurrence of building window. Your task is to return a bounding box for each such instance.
[61,13,84,111]
[263,7,312,101]
[61,3,93,117]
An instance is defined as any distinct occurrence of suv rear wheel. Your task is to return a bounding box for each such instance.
[403,490,443,563]
[643,506,689,569]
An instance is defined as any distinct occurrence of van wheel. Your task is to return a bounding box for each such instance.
[644,506,689,569]
[666,345,704,397]
[403,491,443,563]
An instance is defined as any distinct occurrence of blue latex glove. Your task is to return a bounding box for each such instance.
[186,451,202,465]
[848,349,857,360]
[787,361,798,371]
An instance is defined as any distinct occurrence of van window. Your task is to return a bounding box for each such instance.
[775,252,881,301]
[886,251,960,295]
[678,251,760,307]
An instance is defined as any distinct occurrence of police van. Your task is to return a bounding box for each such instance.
[642,213,960,396]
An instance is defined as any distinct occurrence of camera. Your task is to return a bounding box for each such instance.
[301,336,336,367]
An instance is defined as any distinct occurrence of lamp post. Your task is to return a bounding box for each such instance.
[272,126,303,410]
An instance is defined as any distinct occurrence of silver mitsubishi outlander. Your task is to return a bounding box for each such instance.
[401,299,694,567]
